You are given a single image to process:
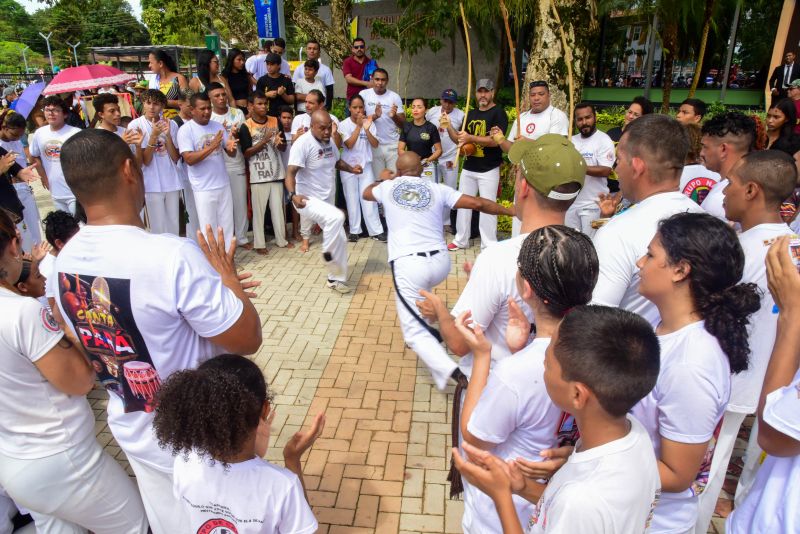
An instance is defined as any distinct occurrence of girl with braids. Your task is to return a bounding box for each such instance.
[153,354,323,534]
[452,225,600,534]
[631,211,760,533]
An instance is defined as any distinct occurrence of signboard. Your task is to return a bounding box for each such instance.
[254,0,285,40]
[205,35,220,53]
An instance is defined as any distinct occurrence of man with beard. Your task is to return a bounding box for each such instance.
[342,37,374,105]
[565,103,615,234]
[427,89,465,193]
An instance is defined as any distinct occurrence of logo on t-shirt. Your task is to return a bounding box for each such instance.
[466,119,486,158]
[197,518,238,534]
[40,307,60,332]
[526,123,536,134]
[59,273,162,413]
[392,181,432,211]
[682,177,717,205]
[199,133,221,153]
[43,140,62,160]
[420,132,430,141]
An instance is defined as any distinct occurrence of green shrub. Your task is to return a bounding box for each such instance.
[497,200,514,233]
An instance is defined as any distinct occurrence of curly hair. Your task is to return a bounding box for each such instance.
[657,212,760,373]
[701,112,756,153]
[153,354,271,465]
[43,210,79,250]
[517,225,599,318]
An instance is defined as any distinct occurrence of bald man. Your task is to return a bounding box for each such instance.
[286,110,363,293]
[363,151,514,389]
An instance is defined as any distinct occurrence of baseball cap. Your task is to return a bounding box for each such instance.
[2,87,15,98]
[790,79,800,89]
[265,53,282,64]
[476,78,494,91]
[508,134,586,200]
[441,89,458,102]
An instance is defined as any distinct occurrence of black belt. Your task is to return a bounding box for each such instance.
[389,260,443,343]
[413,250,441,258]
[448,368,469,499]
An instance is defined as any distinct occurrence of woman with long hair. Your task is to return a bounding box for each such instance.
[189,50,234,106]
[767,98,798,151]
[148,50,188,118]
[221,48,251,114]
[632,212,760,532]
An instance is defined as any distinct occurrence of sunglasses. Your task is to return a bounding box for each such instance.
[353,45,365,49]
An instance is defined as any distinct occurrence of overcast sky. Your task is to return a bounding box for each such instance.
[18,0,143,20]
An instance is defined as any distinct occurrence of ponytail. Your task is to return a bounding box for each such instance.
[697,283,761,373]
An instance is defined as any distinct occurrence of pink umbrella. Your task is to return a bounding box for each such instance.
[43,65,136,95]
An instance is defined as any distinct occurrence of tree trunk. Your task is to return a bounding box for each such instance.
[290,0,352,67]
[688,0,715,97]
[660,20,678,114]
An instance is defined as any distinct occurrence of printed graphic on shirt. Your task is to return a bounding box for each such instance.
[645,489,661,530]
[466,119,486,158]
[391,181,432,211]
[682,177,717,205]
[187,498,261,533]
[555,411,580,446]
[246,121,282,181]
[526,122,536,135]
[43,140,62,160]
[197,518,238,534]
[40,307,60,333]
[58,273,161,413]
[199,133,221,153]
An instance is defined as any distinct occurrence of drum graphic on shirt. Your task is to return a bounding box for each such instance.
[197,518,238,534]
[43,140,62,160]
[465,119,486,157]
[682,177,717,205]
[58,273,162,413]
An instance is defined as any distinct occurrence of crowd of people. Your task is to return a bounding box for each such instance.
[1,37,800,534]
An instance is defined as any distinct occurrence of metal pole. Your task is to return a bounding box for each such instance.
[66,41,81,66]
[20,46,29,74]
[720,0,742,102]
[39,32,54,73]
[643,12,658,99]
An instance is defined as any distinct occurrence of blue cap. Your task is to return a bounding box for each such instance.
[441,89,458,102]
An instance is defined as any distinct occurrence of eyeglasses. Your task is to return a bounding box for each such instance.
[43,108,63,114]
[529,80,548,88]
[353,45,365,49]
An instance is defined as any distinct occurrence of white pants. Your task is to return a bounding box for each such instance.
[14,183,41,252]
[126,456,186,534]
[0,434,148,534]
[438,159,458,225]
[454,167,500,249]
[251,181,287,248]
[182,185,199,241]
[392,251,457,390]
[145,191,180,235]
[734,418,762,507]
[371,142,399,179]
[226,161,249,245]
[565,202,600,237]
[693,410,747,534]
[341,166,383,236]
[420,161,438,183]
[297,197,348,282]
[194,186,234,247]
[52,196,77,215]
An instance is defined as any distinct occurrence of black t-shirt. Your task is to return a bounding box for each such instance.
[255,74,295,117]
[606,126,623,143]
[400,121,441,159]
[463,105,508,172]
[0,146,24,219]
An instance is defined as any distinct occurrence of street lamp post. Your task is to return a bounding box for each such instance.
[39,32,54,73]
[66,41,81,67]
[20,45,29,74]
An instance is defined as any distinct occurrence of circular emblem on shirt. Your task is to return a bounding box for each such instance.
[525,123,536,134]
[40,307,59,333]
[392,181,432,211]
[199,133,220,152]
[197,518,238,534]
[682,177,717,205]
[44,140,62,160]
[420,132,430,141]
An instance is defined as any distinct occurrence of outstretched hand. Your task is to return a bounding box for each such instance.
[596,192,622,218]
[505,298,531,354]
[197,225,261,297]
[417,289,444,323]
[283,412,326,463]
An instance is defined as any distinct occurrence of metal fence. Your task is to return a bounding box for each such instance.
[0,72,54,88]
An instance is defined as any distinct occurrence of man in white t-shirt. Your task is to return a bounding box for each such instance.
[285,110,364,294]
[359,68,405,177]
[426,89,465,193]
[699,111,756,222]
[55,129,262,534]
[363,151,514,389]
[292,40,335,108]
[245,42,270,89]
[271,37,292,77]
[29,96,81,214]
[294,60,326,113]
[693,151,797,533]
[291,90,342,149]
[209,83,250,249]
[177,92,239,246]
[591,114,704,326]
[566,103,615,235]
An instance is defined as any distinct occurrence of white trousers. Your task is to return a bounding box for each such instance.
[438,159,458,225]
[194,186,234,247]
[341,165,383,236]
[182,186,199,241]
[0,434,148,534]
[145,191,180,235]
[297,197,348,282]
[454,167,500,249]
[371,142,399,179]
[693,410,747,534]
[734,418,762,507]
[14,183,41,252]
[565,202,601,237]
[51,197,77,216]
[392,252,457,390]
[126,456,187,534]
[226,161,249,245]
[251,181,287,248]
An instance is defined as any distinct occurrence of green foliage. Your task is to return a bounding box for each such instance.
[497,200,514,234]
[0,41,48,72]
[734,0,783,72]
[595,105,626,129]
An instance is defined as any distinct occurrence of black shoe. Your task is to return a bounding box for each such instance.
[347,232,360,242]
[372,232,387,242]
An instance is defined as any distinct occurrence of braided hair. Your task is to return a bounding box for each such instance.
[657,212,760,373]
[517,225,599,317]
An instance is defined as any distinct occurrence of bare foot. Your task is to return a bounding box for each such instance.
[285,242,295,249]
[240,243,253,250]
[300,240,310,253]
[255,248,268,256]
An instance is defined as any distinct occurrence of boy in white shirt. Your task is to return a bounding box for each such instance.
[294,60,325,113]
[359,68,405,176]
[453,305,661,533]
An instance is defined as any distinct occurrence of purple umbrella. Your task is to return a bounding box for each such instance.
[14,81,46,119]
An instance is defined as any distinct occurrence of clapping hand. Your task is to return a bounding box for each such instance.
[30,241,51,263]
[596,192,622,218]
[389,104,398,118]
[505,298,532,354]
[122,129,144,146]
[453,310,492,358]
[283,413,326,464]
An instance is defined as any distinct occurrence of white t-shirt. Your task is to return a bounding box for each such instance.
[570,130,615,208]
[280,129,292,171]
[425,106,465,162]
[174,452,317,534]
[700,178,729,221]
[630,321,730,533]
[54,225,244,472]
[127,117,182,194]
[29,124,81,199]
[359,88,404,144]
[245,54,267,84]
[287,130,339,201]
[371,176,462,262]
[177,120,230,192]
[0,288,95,459]
[464,338,562,533]
[338,117,376,168]
[0,138,26,168]
[211,107,246,168]
[508,105,568,141]
[527,416,660,534]
[679,164,721,205]
[40,252,57,301]
[292,60,335,87]
[726,368,800,534]
[293,78,326,113]
[291,113,340,139]
[728,223,794,413]
[591,191,704,326]
[451,234,536,377]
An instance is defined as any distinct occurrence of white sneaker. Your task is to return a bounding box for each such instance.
[326,279,351,294]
